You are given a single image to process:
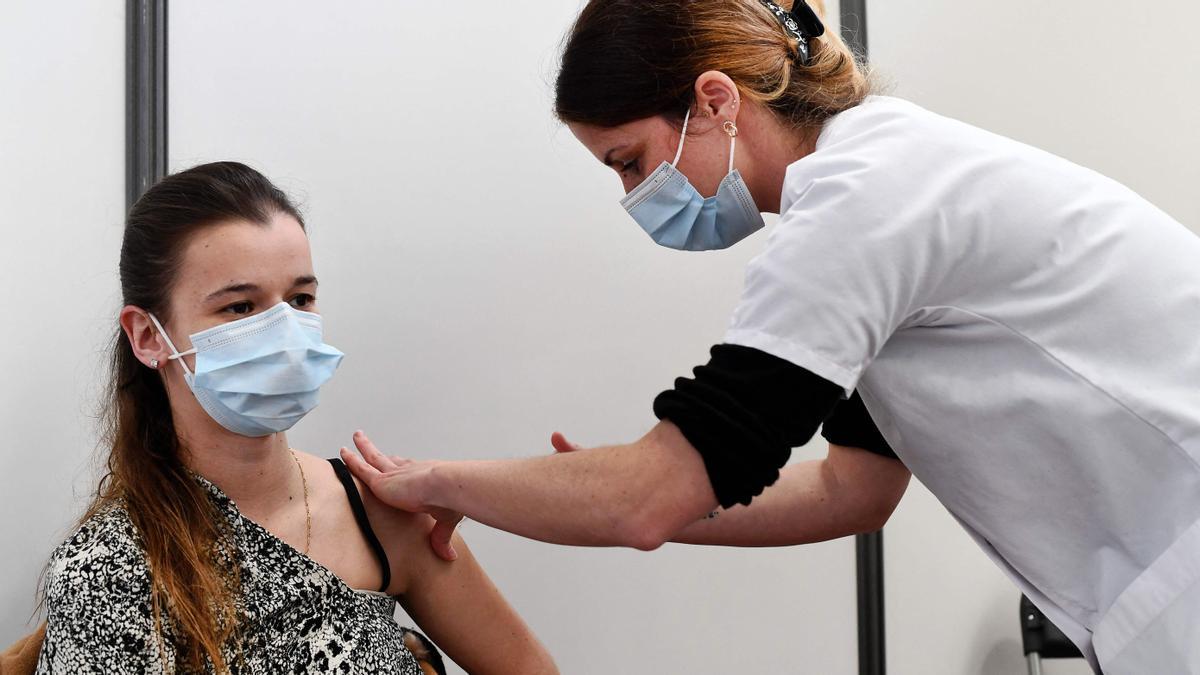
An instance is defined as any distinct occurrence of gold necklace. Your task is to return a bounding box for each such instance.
[289,449,312,555]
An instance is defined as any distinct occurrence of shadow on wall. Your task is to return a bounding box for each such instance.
[978,638,1022,675]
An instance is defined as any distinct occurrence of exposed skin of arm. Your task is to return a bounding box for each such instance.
[359,484,559,675]
[343,426,911,557]
[668,443,911,546]
[340,421,719,554]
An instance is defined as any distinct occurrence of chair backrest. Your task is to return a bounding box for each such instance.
[1019,595,1082,659]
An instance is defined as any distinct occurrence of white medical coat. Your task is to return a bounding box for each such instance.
[725,96,1200,673]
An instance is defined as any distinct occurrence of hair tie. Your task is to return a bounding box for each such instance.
[756,0,826,65]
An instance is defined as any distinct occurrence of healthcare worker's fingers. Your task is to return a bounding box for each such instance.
[428,512,462,562]
[353,430,401,472]
[343,445,460,561]
[341,444,433,518]
[340,445,382,481]
[550,432,583,454]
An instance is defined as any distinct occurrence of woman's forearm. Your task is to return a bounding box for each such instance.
[672,445,911,546]
[428,422,718,549]
[671,460,849,546]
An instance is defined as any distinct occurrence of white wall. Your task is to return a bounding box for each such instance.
[4,1,1197,674]
[0,0,126,646]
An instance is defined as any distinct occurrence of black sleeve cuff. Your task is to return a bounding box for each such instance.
[652,344,844,508]
[820,390,898,460]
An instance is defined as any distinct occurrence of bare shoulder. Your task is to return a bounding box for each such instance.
[293,450,439,595]
[354,470,443,593]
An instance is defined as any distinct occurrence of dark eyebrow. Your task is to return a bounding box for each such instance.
[204,277,317,302]
[603,144,629,166]
[205,282,260,302]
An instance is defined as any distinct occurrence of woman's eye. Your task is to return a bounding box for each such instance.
[224,301,253,315]
[619,159,639,176]
[290,293,315,309]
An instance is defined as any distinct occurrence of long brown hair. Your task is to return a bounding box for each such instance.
[555,0,870,131]
[79,161,303,671]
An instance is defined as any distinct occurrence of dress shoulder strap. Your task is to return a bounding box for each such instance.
[328,458,392,593]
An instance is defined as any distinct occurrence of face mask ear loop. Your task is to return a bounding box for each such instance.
[723,118,740,175]
[147,312,197,377]
[671,107,692,167]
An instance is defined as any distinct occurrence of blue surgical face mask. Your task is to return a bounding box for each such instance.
[148,302,344,437]
[620,108,765,251]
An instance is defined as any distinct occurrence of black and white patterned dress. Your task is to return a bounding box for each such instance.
[36,472,427,674]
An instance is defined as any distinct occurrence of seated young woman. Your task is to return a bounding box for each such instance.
[36,162,558,675]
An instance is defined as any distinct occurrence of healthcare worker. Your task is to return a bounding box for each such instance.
[341,1,1200,671]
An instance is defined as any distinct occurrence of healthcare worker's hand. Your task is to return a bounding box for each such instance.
[340,430,463,562]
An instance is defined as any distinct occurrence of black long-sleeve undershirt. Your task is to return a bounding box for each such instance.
[823,390,897,461]
[653,344,898,508]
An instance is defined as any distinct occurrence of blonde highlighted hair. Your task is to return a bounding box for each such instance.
[555,0,872,130]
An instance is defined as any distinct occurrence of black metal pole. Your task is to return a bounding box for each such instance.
[856,530,885,675]
[126,0,167,210]
[838,6,883,672]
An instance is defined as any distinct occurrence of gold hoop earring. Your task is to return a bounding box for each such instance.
[723,120,739,137]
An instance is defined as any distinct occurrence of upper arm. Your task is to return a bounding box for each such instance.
[359,487,556,674]
[393,527,557,675]
[38,518,161,673]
